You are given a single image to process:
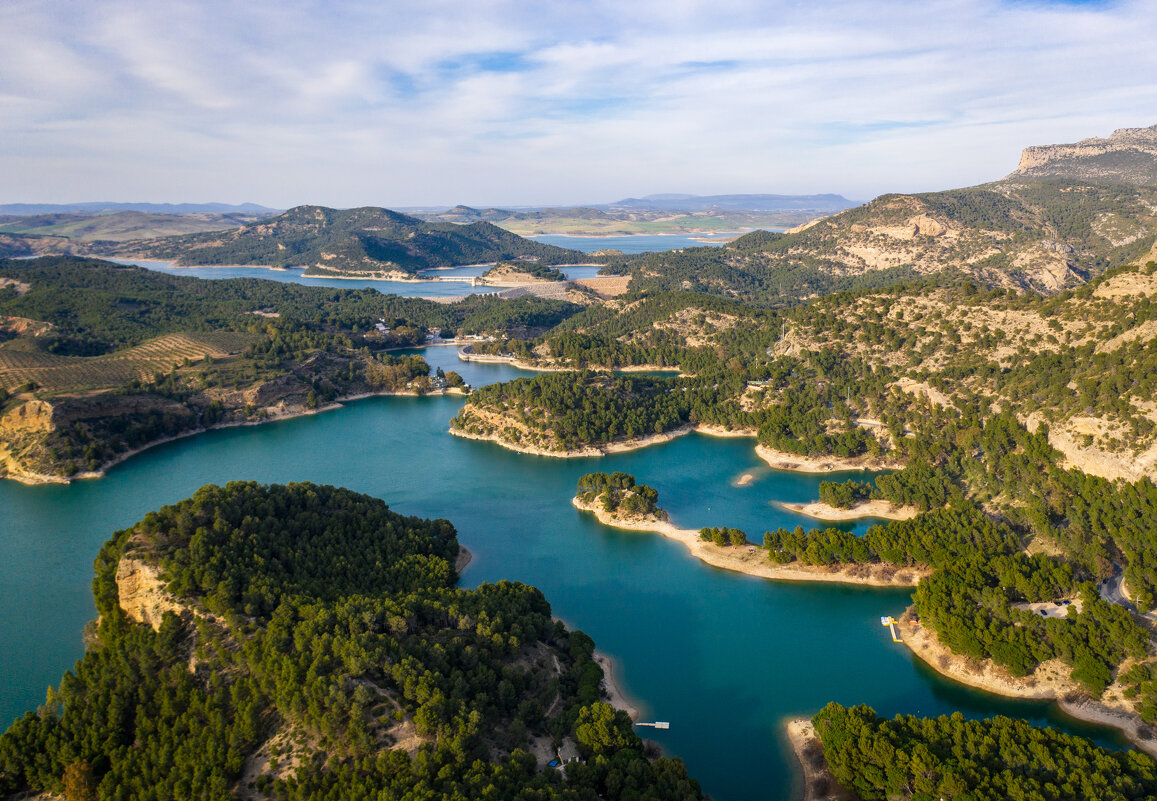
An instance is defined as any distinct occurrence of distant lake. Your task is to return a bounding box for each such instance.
[114,260,605,297]
[112,233,779,295]
[532,232,754,254]
[112,260,500,298]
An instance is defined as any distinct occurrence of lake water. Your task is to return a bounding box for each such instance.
[112,232,744,296]
[0,345,1129,800]
[116,251,612,297]
[532,232,747,254]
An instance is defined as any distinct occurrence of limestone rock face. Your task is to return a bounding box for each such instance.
[1011,125,1157,185]
[116,556,186,630]
[1,400,55,433]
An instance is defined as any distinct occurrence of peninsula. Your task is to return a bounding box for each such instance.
[572,472,927,587]
[0,256,575,483]
[0,482,706,801]
[793,702,1157,800]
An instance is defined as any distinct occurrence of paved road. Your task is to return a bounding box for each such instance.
[1102,572,1136,611]
[1100,569,1157,626]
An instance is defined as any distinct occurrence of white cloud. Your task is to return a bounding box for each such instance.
[0,0,1153,206]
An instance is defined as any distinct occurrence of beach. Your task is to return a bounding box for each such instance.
[777,499,918,522]
[455,546,473,573]
[573,497,927,587]
[450,422,697,457]
[593,652,640,721]
[756,444,906,473]
[785,718,854,801]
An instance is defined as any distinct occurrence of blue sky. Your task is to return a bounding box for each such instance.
[1,0,1154,207]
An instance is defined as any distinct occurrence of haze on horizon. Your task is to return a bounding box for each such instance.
[2,0,1155,210]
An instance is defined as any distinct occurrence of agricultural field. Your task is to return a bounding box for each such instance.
[0,331,260,394]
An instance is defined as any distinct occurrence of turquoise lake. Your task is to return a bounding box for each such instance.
[0,345,1130,800]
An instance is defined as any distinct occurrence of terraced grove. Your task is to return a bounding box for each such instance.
[0,331,260,393]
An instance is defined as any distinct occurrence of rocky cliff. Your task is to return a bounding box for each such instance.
[1010,125,1157,185]
[115,553,189,630]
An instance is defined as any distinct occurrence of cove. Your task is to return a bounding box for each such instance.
[0,346,1131,801]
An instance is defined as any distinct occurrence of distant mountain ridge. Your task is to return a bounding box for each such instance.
[618,127,1157,300]
[117,204,589,275]
[1008,125,1157,186]
[606,193,859,212]
[413,195,853,236]
[0,201,279,215]
[0,210,273,242]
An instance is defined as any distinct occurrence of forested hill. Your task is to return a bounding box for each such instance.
[114,205,589,275]
[611,174,1157,302]
[0,256,583,481]
[0,482,705,801]
[811,702,1157,800]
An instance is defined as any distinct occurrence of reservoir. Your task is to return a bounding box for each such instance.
[0,346,1129,800]
[110,231,738,295]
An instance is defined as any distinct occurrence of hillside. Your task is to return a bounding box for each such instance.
[0,232,79,259]
[0,256,582,481]
[1008,124,1157,186]
[0,202,277,215]
[612,177,1157,299]
[807,703,1157,800]
[0,482,703,800]
[468,252,1157,482]
[116,205,589,276]
[0,210,273,242]
[607,193,857,213]
[414,200,845,236]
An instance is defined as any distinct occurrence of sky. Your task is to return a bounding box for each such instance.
[1,0,1155,208]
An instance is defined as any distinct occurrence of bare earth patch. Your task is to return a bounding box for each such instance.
[778,499,919,522]
[786,719,856,801]
[573,496,928,587]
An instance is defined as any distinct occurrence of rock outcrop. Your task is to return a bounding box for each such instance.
[1010,125,1157,185]
[115,555,188,630]
[1,400,55,433]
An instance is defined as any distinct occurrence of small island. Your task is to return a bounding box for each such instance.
[576,471,668,521]
[478,260,567,285]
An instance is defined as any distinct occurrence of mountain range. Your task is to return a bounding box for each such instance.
[617,124,1157,298]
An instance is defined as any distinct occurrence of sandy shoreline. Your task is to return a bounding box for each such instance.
[449,424,697,458]
[786,719,854,801]
[756,444,906,473]
[573,497,926,587]
[450,420,907,480]
[455,350,571,372]
[896,609,1157,758]
[455,546,473,574]
[777,499,919,522]
[456,347,681,376]
[592,652,640,721]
